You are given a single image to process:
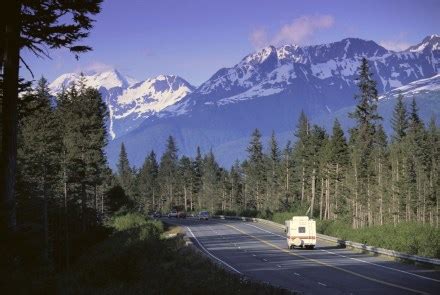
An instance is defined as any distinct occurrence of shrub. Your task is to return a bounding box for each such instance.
[317,220,440,258]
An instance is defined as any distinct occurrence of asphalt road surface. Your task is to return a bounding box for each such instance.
[164,217,440,295]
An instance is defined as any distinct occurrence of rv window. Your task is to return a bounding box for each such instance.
[298,227,306,233]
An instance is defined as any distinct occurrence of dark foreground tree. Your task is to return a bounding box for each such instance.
[1,0,102,234]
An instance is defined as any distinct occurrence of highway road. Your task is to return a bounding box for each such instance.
[164,217,440,295]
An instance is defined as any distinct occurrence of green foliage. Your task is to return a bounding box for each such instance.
[108,212,163,234]
[317,220,440,258]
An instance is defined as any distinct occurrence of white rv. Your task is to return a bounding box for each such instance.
[285,216,316,249]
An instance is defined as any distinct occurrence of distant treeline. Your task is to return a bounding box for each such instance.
[118,58,439,229]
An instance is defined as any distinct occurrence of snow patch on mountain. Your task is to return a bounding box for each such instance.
[115,75,194,119]
[49,70,136,94]
[379,73,440,100]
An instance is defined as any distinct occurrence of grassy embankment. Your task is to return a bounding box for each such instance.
[56,212,293,294]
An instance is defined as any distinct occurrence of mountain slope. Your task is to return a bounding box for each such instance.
[49,70,194,139]
[105,35,440,168]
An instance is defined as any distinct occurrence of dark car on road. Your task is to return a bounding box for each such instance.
[152,211,162,218]
[177,211,187,218]
[198,211,209,220]
[168,209,178,218]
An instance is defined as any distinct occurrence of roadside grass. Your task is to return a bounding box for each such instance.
[58,212,293,294]
[316,220,440,258]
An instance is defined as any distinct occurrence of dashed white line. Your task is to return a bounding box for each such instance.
[263,258,268,262]
[186,226,242,275]
[245,223,440,283]
[318,282,327,287]
[294,272,300,276]
[277,265,282,268]
[320,249,440,283]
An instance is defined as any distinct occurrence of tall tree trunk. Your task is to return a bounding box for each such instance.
[335,163,339,220]
[184,186,187,211]
[0,0,20,234]
[311,168,315,218]
[81,182,87,232]
[379,162,383,225]
[42,175,49,264]
[301,162,305,204]
[353,160,359,229]
[63,165,70,270]
[319,178,324,220]
[190,189,193,212]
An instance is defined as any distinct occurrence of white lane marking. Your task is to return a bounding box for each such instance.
[246,223,285,238]
[245,223,440,283]
[252,254,257,257]
[321,249,440,283]
[318,282,327,287]
[277,265,282,268]
[294,272,300,276]
[186,226,242,275]
[263,258,268,262]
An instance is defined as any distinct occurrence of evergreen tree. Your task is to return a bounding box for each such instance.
[293,111,311,204]
[246,129,266,209]
[267,131,281,209]
[159,136,179,209]
[201,150,220,211]
[391,93,409,142]
[138,150,159,212]
[117,143,133,194]
[178,156,193,211]
[192,146,203,210]
[349,58,382,228]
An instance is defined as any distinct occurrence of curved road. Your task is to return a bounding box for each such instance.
[164,217,440,295]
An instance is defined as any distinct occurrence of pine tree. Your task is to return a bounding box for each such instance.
[267,131,281,210]
[329,119,349,219]
[349,58,382,228]
[293,111,311,205]
[159,136,179,209]
[192,146,203,211]
[391,93,409,142]
[138,150,159,212]
[246,129,266,210]
[117,143,133,194]
[178,156,193,211]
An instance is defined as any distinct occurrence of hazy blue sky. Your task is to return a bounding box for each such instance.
[21,0,440,85]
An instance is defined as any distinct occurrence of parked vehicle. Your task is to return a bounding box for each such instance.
[198,211,209,220]
[152,211,162,218]
[285,216,316,249]
[168,209,178,218]
[177,211,187,218]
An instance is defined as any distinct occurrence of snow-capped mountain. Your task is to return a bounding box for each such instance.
[158,36,439,118]
[104,35,440,168]
[49,69,138,94]
[49,70,194,139]
[406,34,440,53]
